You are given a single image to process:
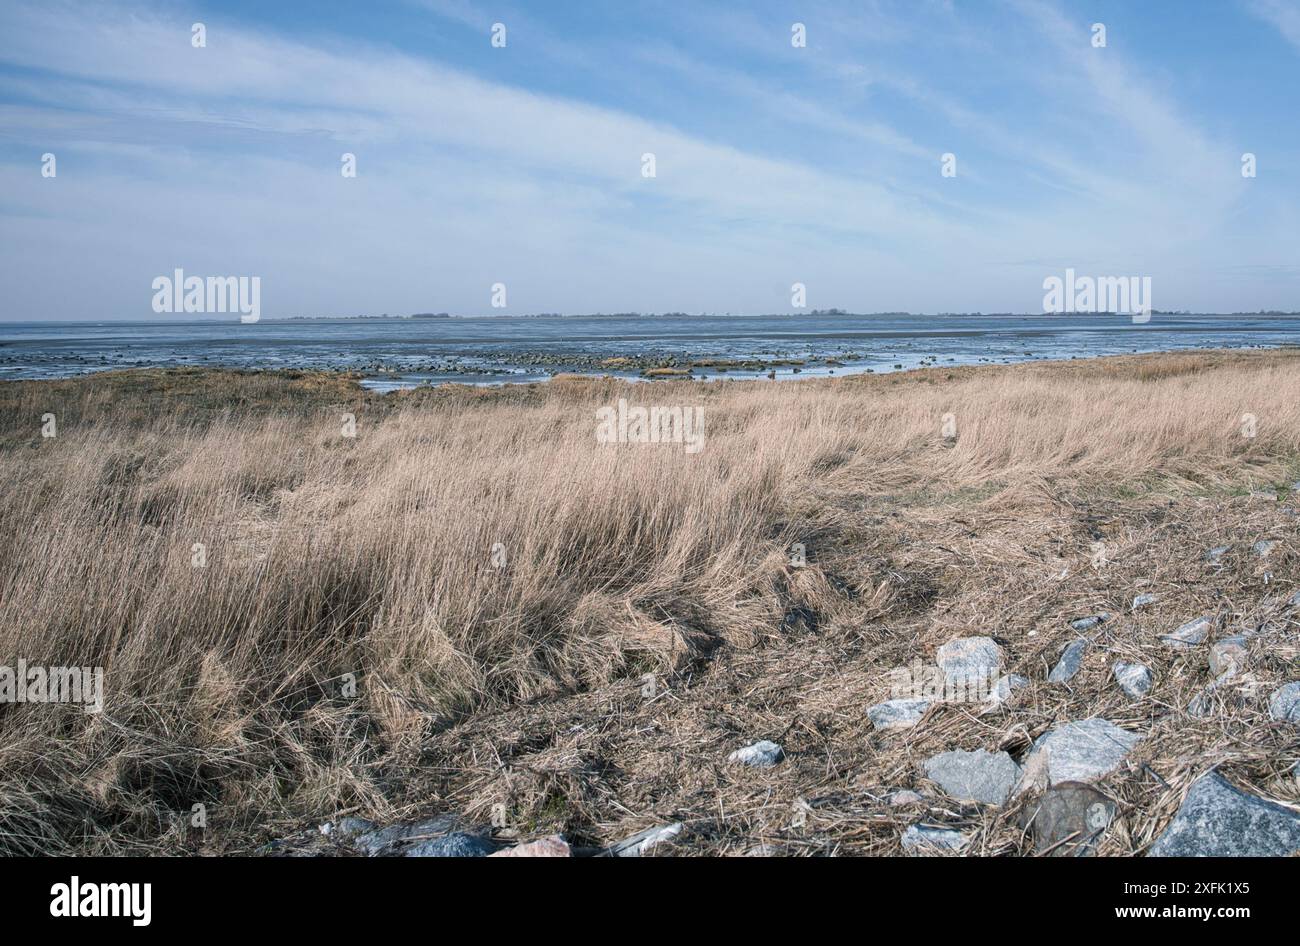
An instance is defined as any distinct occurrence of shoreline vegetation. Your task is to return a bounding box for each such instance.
[1,349,1298,855]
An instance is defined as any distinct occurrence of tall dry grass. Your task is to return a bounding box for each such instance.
[0,351,1297,853]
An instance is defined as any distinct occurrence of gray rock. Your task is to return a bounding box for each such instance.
[935,636,1002,687]
[1288,588,1300,609]
[1022,782,1116,856]
[1149,772,1300,857]
[1069,613,1109,632]
[1208,635,1249,677]
[1049,639,1089,683]
[1161,615,1212,650]
[605,822,684,857]
[867,697,931,731]
[728,739,784,768]
[987,673,1030,705]
[1130,593,1159,612]
[319,817,376,838]
[1017,719,1142,794]
[405,833,497,857]
[356,810,496,857]
[924,749,1022,805]
[1204,545,1231,563]
[1253,539,1277,557]
[1186,682,1222,719]
[1112,660,1152,699]
[887,790,924,806]
[1269,682,1300,723]
[901,824,969,855]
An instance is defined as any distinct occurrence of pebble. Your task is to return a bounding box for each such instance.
[1130,593,1159,612]
[1269,682,1300,722]
[728,740,784,768]
[901,824,969,855]
[1049,639,1089,683]
[1112,661,1153,698]
[1069,613,1109,632]
[1161,615,1212,650]
[1208,635,1249,677]
[867,697,931,731]
[1204,545,1231,563]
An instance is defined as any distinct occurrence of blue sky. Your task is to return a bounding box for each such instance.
[1,0,1298,319]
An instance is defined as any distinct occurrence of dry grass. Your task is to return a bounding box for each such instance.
[0,349,1298,855]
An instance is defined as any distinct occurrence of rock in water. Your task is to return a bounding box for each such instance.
[1269,682,1300,722]
[923,749,1021,805]
[1022,782,1116,856]
[900,824,969,855]
[728,740,784,768]
[1016,719,1141,794]
[1149,772,1300,857]
[1112,661,1152,698]
[867,697,931,731]
[1161,615,1212,650]
[1049,639,1088,683]
[935,636,1003,688]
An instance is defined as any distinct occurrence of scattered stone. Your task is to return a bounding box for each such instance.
[319,817,376,838]
[887,790,924,806]
[1069,613,1109,632]
[490,835,571,857]
[1149,772,1300,857]
[1022,782,1116,856]
[606,822,684,857]
[935,636,1003,686]
[1161,615,1212,650]
[1049,639,1089,683]
[924,749,1022,805]
[1130,593,1159,612]
[867,697,931,731]
[987,673,1030,705]
[1269,682,1300,722]
[1186,683,1218,719]
[354,815,494,857]
[1017,719,1142,794]
[405,832,498,857]
[1288,589,1300,609]
[728,740,784,768]
[901,824,969,855]
[1209,635,1249,677]
[1253,539,1277,557]
[1112,661,1152,699]
[1205,545,1231,563]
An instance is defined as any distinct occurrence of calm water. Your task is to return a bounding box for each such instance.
[1,313,1297,390]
